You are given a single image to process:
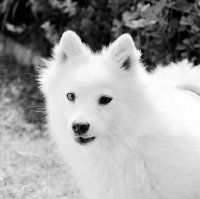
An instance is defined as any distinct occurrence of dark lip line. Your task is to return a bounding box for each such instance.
[74,135,95,139]
[74,136,96,145]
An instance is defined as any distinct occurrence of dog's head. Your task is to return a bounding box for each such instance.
[39,31,147,147]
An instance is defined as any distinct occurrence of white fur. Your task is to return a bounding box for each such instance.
[38,31,200,199]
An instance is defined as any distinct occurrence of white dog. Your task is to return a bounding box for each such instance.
[38,31,200,199]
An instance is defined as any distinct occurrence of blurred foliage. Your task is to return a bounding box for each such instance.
[121,0,200,66]
[0,0,200,128]
[0,0,200,66]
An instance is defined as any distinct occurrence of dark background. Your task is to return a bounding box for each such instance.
[0,0,200,127]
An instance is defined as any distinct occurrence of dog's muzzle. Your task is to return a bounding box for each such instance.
[72,122,95,145]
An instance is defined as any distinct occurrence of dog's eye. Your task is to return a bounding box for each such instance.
[99,96,112,105]
[67,93,76,101]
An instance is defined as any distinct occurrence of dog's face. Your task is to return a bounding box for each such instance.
[39,31,142,146]
[62,56,117,145]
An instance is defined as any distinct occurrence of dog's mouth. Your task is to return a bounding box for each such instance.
[75,136,96,145]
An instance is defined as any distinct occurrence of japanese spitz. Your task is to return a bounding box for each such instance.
[38,31,200,199]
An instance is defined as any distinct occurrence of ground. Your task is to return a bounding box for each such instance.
[0,58,82,199]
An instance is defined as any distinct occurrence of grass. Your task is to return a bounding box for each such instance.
[0,56,82,199]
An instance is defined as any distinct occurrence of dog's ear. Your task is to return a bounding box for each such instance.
[54,31,84,62]
[106,34,141,70]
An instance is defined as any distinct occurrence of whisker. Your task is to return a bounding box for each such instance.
[24,73,37,79]
[30,110,44,113]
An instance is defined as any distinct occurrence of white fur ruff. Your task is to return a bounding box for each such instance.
[38,31,200,199]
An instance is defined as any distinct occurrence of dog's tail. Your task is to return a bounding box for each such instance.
[152,59,200,96]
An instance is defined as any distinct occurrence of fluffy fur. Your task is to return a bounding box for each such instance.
[38,31,200,199]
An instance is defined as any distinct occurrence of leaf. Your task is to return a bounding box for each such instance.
[11,0,19,20]
[175,44,186,50]
[170,19,178,29]
[125,18,147,29]
[182,39,190,46]
[172,0,191,11]
[180,16,188,26]
[154,38,163,44]
[122,11,138,22]
[181,51,189,58]
[191,25,200,32]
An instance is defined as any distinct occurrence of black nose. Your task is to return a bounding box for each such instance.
[72,122,90,135]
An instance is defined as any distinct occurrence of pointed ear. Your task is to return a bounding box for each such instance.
[105,34,141,70]
[54,30,84,62]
